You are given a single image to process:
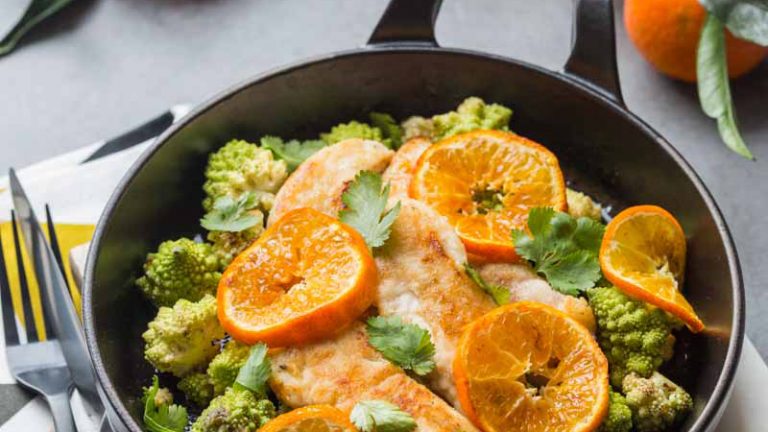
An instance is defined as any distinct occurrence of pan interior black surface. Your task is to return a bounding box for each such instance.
[86,49,739,432]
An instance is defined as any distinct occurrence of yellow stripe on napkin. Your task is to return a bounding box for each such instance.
[0,222,94,340]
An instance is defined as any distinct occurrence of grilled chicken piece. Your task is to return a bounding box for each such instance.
[270,323,479,432]
[382,137,431,200]
[477,262,596,332]
[375,199,496,407]
[268,139,394,226]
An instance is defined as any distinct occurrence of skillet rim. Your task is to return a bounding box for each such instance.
[83,45,745,432]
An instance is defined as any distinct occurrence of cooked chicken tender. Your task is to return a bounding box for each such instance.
[382,137,431,200]
[270,323,479,432]
[375,199,495,407]
[268,139,394,225]
[477,262,596,331]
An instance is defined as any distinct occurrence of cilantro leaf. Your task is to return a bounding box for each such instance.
[511,207,605,295]
[142,376,188,432]
[339,171,401,249]
[200,192,263,232]
[350,400,417,432]
[233,343,271,398]
[464,263,510,305]
[370,112,404,149]
[366,316,436,376]
[261,135,327,171]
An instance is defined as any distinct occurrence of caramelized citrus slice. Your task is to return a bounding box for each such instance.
[217,208,377,346]
[260,405,357,432]
[454,302,609,432]
[410,130,566,261]
[600,205,704,331]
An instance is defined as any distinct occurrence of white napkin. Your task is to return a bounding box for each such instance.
[0,139,765,431]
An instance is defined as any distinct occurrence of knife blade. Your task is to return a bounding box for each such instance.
[8,169,104,410]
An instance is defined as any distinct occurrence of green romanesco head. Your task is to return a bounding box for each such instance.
[432,97,513,140]
[320,121,386,146]
[191,387,276,432]
[622,372,693,432]
[401,116,435,141]
[178,372,215,407]
[599,390,633,432]
[136,238,222,307]
[587,286,679,387]
[202,139,288,211]
[207,340,251,395]
[143,294,225,377]
[566,188,603,221]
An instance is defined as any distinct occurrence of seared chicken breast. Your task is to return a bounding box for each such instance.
[268,139,394,225]
[382,137,431,200]
[477,262,596,332]
[270,323,479,432]
[374,199,496,407]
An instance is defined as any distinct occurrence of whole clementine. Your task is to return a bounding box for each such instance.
[625,0,767,82]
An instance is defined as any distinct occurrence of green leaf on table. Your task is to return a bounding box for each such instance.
[366,316,436,376]
[350,400,417,432]
[370,112,404,149]
[233,343,271,398]
[200,192,262,232]
[464,263,510,305]
[697,13,754,159]
[142,376,188,432]
[511,207,604,296]
[0,0,73,57]
[699,0,768,46]
[339,171,401,249]
[260,135,327,171]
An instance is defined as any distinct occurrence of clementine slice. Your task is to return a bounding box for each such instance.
[409,130,566,261]
[260,405,357,432]
[454,302,609,432]
[217,208,377,346]
[600,205,704,332]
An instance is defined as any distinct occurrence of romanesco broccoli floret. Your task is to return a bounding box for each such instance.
[178,372,215,407]
[207,340,251,395]
[320,120,386,146]
[136,238,222,307]
[622,372,693,432]
[401,116,435,141]
[201,192,268,266]
[143,294,225,377]
[587,286,679,387]
[207,227,261,267]
[432,97,513,140]
[567,188,603,221]
[600,390,633,432]
[202,139,288,212]
[191,387,275,432]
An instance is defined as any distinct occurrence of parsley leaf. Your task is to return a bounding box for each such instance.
[464,263,510,305]
[511,207,604,296]
[233,343,271,398]
[339,171,401,249]
[366,316,436,376]
[200,192,263,232]
[142,376,188,432]
[261,135,327,171]
[350,400,417,432]
[370,112,404,149]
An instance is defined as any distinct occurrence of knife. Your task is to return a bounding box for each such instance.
[8,169,106,415]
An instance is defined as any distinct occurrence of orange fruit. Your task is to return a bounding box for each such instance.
[454,302,609,432]
[260,405,357,432]
[600,205,704,332]
[217,208,377,346]
[409,130,566,262]
[625,0,768,82]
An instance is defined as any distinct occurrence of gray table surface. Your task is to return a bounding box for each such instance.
[0,0,766,424]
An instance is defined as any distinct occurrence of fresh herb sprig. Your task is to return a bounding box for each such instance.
[350,400,417,432]
[366,316,436,376]
[261,136,327,171]
[142,376,188,432]
[200,192,263,232]
[233,343,271,398]
[464,263,510,305]
[511,207,605,296]
[339,171,401,250]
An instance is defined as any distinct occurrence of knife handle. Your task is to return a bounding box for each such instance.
[47,391,77,432]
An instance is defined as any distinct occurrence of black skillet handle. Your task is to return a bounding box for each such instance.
[564,0,624,105]
[367,0,443,47]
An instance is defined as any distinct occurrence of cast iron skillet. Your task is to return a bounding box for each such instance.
[83,0,744,430]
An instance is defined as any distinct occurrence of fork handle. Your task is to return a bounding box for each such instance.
[46,391,76,432]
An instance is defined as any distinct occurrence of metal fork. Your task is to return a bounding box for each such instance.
[1,211,76,431]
